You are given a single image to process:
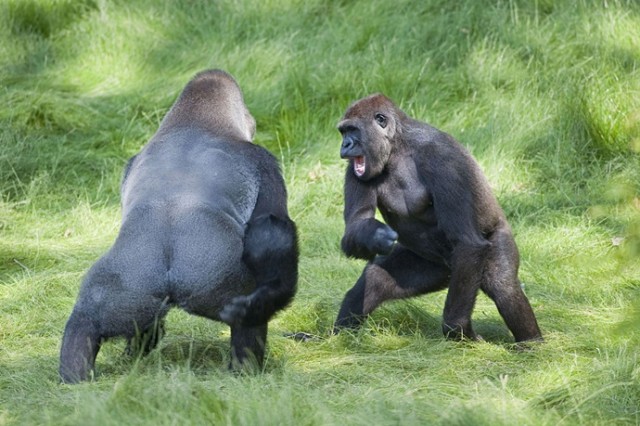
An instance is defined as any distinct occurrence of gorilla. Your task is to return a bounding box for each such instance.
[334,94,542,343]
[59,69,298,383]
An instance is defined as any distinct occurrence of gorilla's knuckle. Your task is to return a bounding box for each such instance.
[372,225,397,252]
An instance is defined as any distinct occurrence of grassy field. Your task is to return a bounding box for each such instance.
[1,0,639,424]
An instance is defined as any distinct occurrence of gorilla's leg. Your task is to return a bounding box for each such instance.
[229,323,268,370]
[220,214,298,327]
[59,310,101,383]
[441,242,489,340]
[60,255,170,383]
[60,301,168,382]
[334,245,450,332]
[481,228,543,342]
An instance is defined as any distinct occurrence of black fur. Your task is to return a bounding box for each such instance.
[59,70,298,383]
[334,94,542,343]
[220,214,299,327]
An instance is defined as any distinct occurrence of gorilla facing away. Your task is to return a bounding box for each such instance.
[59,69,298,383]
[334,94,542,343]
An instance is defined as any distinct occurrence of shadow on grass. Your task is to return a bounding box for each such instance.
[3,0,638,205]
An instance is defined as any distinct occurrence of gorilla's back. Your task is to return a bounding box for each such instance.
[113,128,261,316]
[122,128,259,220]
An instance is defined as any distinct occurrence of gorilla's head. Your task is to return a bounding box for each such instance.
[159,69,256,142]
[337,94,402,181]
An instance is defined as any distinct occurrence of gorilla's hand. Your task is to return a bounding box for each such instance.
[371,223,398,255]
[342,218,398,260]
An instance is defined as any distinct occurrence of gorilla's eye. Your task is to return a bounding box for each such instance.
[374,113,387,129]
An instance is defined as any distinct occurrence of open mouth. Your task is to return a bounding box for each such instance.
[353,156,366,177]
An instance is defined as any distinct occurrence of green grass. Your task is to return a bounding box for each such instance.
[1,0,639,424]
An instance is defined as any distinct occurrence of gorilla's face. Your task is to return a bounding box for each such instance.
[337,94,398,181]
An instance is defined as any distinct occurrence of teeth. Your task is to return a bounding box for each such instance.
[354,156,365,177]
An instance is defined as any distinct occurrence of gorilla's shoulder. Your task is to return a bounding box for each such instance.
[404,120,450,147]
[234,140,279,165]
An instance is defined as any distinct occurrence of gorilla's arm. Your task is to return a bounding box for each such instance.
[420,143,493,339]
[220,213,298,327]
[220,147,298,327]
[341,170,398,260]
[421,139,489,248]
